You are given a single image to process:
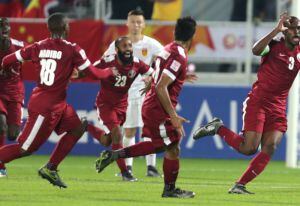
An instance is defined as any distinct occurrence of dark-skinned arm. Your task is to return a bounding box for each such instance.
[252,13,288,56]
[155,73,189,137]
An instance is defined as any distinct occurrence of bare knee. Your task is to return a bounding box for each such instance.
[165,143,180,159]
[243,146,258,156]
[20,148,32,157]
[69,122,87,138]
[7,125,20,141]
[262,143,277,156]
[0,124,8,136]
[111,127,122,144]
[99,134,112,147]
[124,128,137,138]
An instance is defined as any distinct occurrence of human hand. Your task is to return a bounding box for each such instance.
[275,12,289,33]
[170,114,190,137]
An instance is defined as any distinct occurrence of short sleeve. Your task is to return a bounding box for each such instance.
[73,45,91,71]
[162,55,184,81]
[103,41,116,56]
[16,43,37,62]
[93,54,115,69]
[11,39,26,50]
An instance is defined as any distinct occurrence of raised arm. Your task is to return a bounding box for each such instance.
[252,13,289,56]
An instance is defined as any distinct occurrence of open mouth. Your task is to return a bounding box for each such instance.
[124,51,131,58]
[2,33,9,38]
[292,36,300,42]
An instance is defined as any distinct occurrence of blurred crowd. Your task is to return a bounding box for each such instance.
[0,0,90,18]
[1,0,291,21]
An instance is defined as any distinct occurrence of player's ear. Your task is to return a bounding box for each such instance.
[141,22,145,29]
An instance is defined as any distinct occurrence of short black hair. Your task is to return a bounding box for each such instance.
[0,17,8,25]
[115,36,130,49]
[47,13,66,33]
[0,17,9,29]
[128,9,144,17]
[175,16,196,42]
[284,16,300,28]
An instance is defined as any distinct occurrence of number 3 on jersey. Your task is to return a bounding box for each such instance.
[40,59,57,86]
[288,57,295,70]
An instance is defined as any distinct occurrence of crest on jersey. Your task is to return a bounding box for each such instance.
[297,53,300,63]
[142,48,148,57]
[128,69,136,78]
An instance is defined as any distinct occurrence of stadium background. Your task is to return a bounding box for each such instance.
[2,1,300,205]
[4,0,293,161]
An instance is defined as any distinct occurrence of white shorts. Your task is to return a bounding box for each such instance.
[123,98,143,128]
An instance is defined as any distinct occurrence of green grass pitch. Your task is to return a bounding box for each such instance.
[0,156,299,206]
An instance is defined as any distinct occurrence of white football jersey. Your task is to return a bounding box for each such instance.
[104,35,163,100]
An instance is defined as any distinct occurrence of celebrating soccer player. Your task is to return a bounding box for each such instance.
[193,13,300,194]
[0,18,25,178]
[86,36,154,181]
[104,9,163,177]
[0,13,116,188]
[94,16,197,198]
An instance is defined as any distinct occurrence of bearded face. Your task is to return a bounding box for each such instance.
[116,38,133,65]
[0,18,10,41]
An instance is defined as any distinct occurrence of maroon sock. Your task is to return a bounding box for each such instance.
[217,126,244,151]
[121,141,156,158]
[0,135,5,169]
[163,157,179,187]
[112,143,127,173]
[237,152,271,185]
[0,143,22,164]
[47,133,80,170]
[87,124,105,142]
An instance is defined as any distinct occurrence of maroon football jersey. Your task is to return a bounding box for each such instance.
[251,38,300,109]
[16,38,91,114]
[142,42,188,123]
[93,54,153,105]
[0,38,25,103]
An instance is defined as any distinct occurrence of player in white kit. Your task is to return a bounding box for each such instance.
[104,9,163,177]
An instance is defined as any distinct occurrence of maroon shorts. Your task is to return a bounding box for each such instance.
[242,95,287,133]
[18,104,81,152]
[0,98,22,126]
[142,117,181,148]
[96,103,126,132]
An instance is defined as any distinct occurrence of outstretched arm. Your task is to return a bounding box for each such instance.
[2,52,20,68]
[82,65,118,80]
[252,13,288,56]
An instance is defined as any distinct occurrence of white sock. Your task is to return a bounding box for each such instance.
[123,136,135,167]
[144,137,156,167]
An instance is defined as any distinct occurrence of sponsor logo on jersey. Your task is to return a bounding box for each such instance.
[128,69,136,78]
[170,60,181,72]
[279,53,286,57]
[142,48,148,57]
